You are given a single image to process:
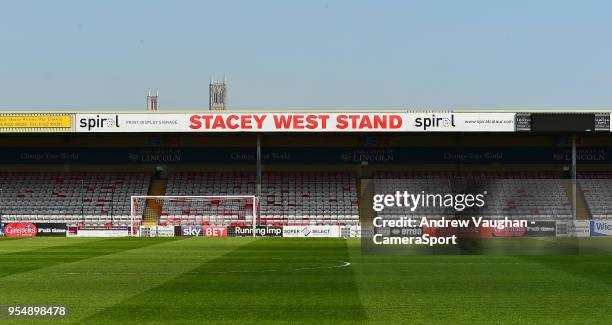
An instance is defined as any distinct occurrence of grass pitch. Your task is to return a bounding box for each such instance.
[0,237,611,324]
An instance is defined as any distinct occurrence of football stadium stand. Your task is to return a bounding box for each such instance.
[164,172,360,226]
[579,172,612,219]
[0,171,360,227]
[2,170,605,227]
[373,172,573,219]
[0,172,150,226]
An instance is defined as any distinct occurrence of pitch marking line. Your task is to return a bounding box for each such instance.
[62,260,352,276]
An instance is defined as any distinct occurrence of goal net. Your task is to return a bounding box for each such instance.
[131,195,258,237]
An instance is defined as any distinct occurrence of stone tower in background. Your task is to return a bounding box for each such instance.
[209,78,227,111]
[146,89,159,111]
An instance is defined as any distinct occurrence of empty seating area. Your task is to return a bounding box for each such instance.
[373,171,572,219]
[161,172,256,226]
[0,172,150,226]
[157,196,255,227]
[579,172,612,219]
[164,172,359,226]
[5,169,612,227]
[261,172,358,226]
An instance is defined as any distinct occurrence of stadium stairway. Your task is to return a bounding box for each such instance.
[143,179,168,226]
[561,180,591,220]
[357,179,374,226]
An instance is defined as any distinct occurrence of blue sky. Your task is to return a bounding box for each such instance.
[1,0,611,110]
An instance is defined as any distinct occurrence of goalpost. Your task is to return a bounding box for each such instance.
[131,195,258,237]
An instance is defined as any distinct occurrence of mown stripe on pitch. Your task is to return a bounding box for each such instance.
[0,237,183,279]
[86,238,367,324]
[347,238,612,324]
[512,256,612,287]
[0,237,254,324]
[0,237,100,256]
[497,237,612,287]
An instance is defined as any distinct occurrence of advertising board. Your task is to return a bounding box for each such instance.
[74,112,516,133]
[282,225,341,238]
[68,226,130,237]
[0,114,71,128]
[4,223,38,238]
[180,225,228,237]
[231,226,283,237]
[35,223,67,237]
[591,220,612,236]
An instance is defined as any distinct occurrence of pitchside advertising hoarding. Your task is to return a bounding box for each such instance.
[139,225,175,237]
[0,222,604,238]
[176,225,352,238]
[1,223,66,238]
[231,226,283,237]
[3,223,37,238]
[67,226,130,237]
[180,225,228,237]
[377,220,558,239]
[590,220,612,236]
[283,225,342,238]
[34,223,68,237]
[0,223,352,238]
[74,112,516,132]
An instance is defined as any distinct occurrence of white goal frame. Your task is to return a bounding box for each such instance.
[131,195,258,237]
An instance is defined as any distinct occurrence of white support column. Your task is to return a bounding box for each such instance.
[255,135,262,237]
[130,197,135,237]
[572,135,577,220]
